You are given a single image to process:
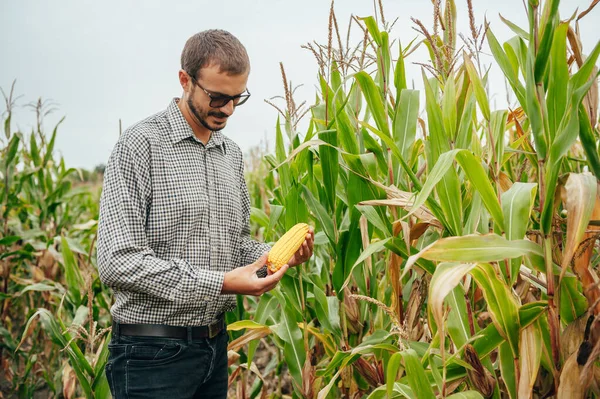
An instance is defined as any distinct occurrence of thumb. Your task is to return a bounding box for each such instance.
[252,253,269,270]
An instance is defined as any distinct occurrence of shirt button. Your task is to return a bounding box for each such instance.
[204,296,210,301]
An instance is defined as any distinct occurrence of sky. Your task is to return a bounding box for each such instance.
[1,0,598,170]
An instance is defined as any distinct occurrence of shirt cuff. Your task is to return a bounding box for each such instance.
[171,266,225,304]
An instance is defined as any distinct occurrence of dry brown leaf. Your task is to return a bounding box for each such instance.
[559,351,588,398]
[498,171,513,194]
[227,327,271,353]
[62,363,77,399]
[409,222,431,242]
[463,344,495,397]
[561,316,588,362]
[560,173,598,279]
[227,350,240,367]
[405,278,425,341]
[518,323,542,398]
[572,182,600,316]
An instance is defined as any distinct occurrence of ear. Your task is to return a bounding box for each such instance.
[179,70,191,92]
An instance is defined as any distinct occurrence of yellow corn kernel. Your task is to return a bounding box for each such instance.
[267,223,309,272]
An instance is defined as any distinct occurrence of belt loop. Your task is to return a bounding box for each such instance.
[112,321,120,340]
[187,326,193,344]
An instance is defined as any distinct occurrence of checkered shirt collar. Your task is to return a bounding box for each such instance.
[166,98,225,150]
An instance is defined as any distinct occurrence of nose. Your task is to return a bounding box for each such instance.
[220,100,235,116]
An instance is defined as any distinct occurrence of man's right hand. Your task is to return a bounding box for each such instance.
[220,253,288,296]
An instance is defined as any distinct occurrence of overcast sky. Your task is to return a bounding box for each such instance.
[1,0,598,170]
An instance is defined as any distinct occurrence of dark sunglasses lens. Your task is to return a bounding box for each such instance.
[210,97,230,108]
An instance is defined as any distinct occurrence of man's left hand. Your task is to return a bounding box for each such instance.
[286,226,315,267]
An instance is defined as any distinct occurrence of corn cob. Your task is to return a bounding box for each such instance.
[267,223,309,272]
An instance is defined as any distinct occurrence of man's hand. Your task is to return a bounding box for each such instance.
[286,226,315,267]
[221,253,288,296]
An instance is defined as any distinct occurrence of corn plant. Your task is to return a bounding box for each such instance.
[1,83,111,398]
[229,0,600,398]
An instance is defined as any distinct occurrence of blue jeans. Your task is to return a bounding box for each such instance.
[105,324,229,398]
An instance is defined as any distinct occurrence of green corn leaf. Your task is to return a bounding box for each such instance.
[354,71,390,137]
[394,42,407,98]
[447,285,472,349]
[91,334,110,390]
[437,168,463,236]
[302,185,335,247]
[5,134,20,168]
[446,392,485,399]
[455,94,476,150]
[335,99,360,155]
[407,234,542,267]
[501,182,537,283]
[542,74,599,233]
[385,237,436,275]
[250,207,269,228]
[570,40,600,91]
[463,53,490,121]
[361,16,382,46]
[30,131,41,167]
[407,149,504,229]
[423,72,449,161]
[429,263,476,345]
[60,236,84,305]
[471,263,521,357]
[578,105,600,179]
[386,352,404,398]
[355,204,390,236]
[248,295,279,368]
[0,235,20,246]
[275,116,291,192]
[472,301,546,359]
[486,29,525,104]
[525,52,547,160]
[272,299,306,391]
[559,276,587,324]
[393,89,419,159]
[311,282,339,337]
[20,309,93,397]
[401,349,436,399]
[546,22,569,139]
[499,14,530,40]
[42,117,63,167]
[499,341,517,399]
[227,320,269,331]
[490,110,508,173]
[533,0,559,82]
[341,237,390,291]
[442,77,458,141]
[318,129,339,211]
[379,31,392,88]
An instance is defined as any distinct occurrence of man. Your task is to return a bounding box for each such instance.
[97,29,314,398]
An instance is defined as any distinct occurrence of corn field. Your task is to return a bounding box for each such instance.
[2,0,600,398]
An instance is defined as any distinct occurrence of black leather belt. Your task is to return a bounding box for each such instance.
[117,316,225,340]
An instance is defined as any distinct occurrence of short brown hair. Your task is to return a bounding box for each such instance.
[181,29,250,79]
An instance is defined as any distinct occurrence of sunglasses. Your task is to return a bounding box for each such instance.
[188,73,251,108]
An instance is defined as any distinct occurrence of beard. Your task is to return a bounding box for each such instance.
[187,93,229,132]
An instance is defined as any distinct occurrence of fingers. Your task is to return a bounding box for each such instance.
[252,253,268,271]
[257,263,288,294]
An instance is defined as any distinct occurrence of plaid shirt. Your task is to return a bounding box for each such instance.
[97,98,270,326]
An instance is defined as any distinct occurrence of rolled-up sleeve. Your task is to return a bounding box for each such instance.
[97,140,225,303]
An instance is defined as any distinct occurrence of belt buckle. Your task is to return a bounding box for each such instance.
[208,321,220,339]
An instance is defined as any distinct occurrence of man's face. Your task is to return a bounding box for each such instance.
[185,63,249,132]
